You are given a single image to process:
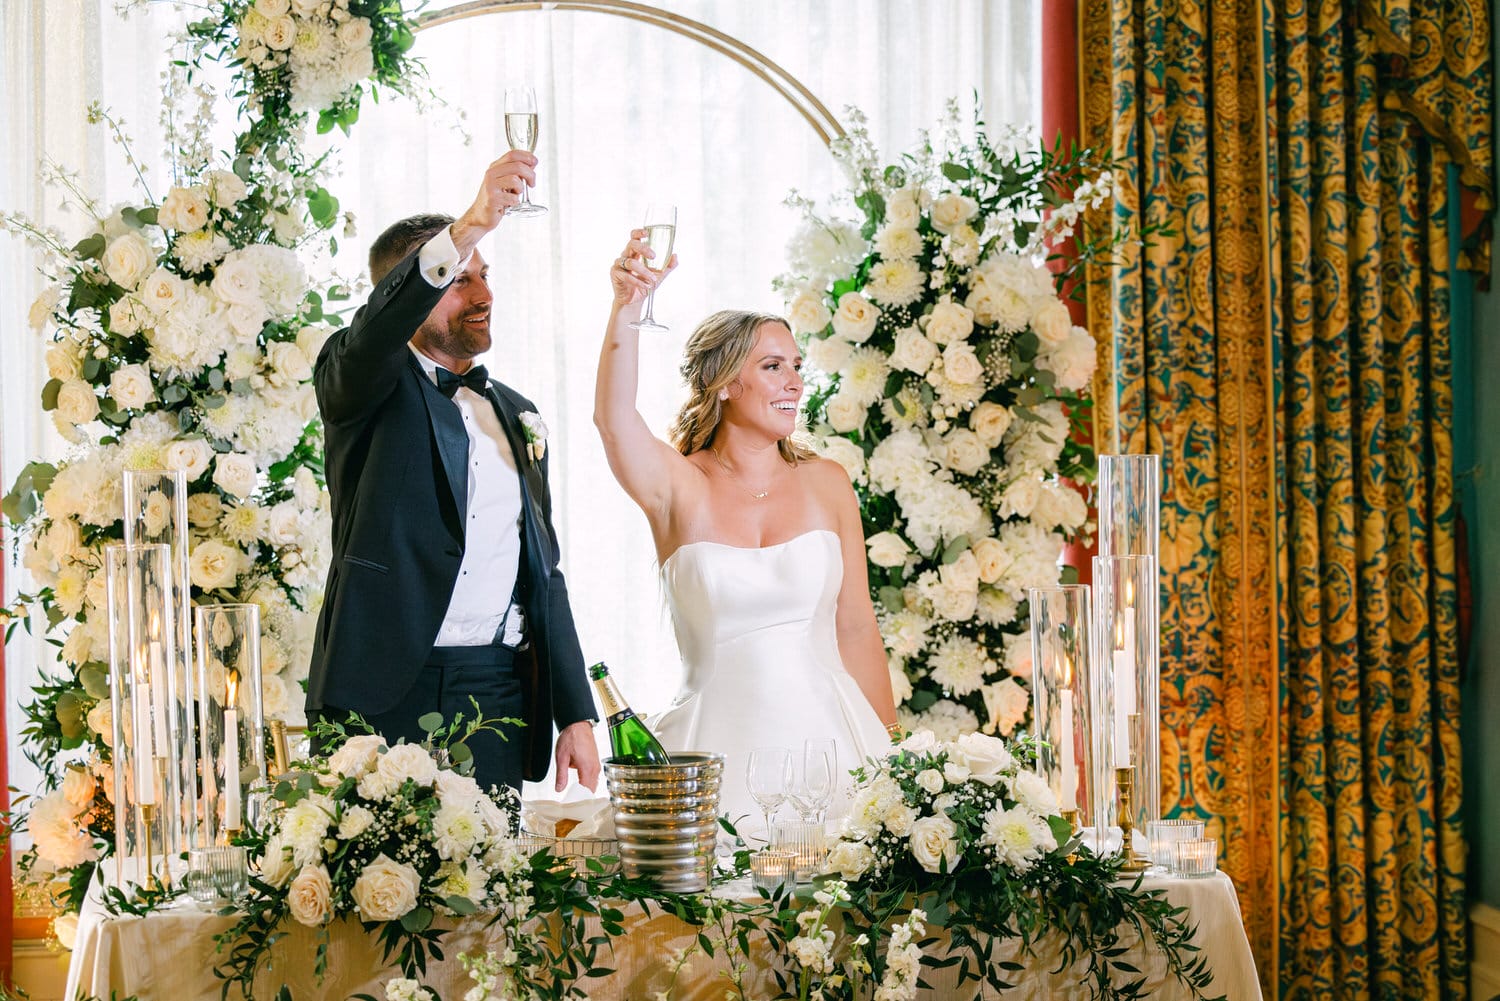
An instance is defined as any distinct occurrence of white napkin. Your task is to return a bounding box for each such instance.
[521,797,615,839]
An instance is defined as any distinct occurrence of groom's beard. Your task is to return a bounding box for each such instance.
[420,309,491,361]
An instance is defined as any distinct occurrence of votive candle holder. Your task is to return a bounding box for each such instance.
[1172,837,1219,878]
[751,849,797,894]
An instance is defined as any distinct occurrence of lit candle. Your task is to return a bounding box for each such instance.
[1113,613,1136,764]
[223,671,241,831]
[148,641,170,754]
[133,682,157,806]
[1059,688,1077,810]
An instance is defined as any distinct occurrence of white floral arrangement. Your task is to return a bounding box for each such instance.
[825,729,1065,887]
[221,729,542,994]
[781,104,1113,739]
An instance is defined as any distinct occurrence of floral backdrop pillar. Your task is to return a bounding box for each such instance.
[123,468,198,854]
[1027,585,1094,839]
[104,543,177,889]
[1091,554,1160,860]
[195,604,265,844]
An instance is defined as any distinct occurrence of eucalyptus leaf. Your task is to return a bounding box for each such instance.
[417,712,445,733]
[941,534,971,564]
[80,665,110,700]
[41,379,62,411]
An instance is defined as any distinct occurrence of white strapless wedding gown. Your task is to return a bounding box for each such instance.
[652,529,892,838]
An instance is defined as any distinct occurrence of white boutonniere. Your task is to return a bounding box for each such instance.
[518,411,548,462]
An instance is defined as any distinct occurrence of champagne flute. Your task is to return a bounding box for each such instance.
[503,86,546,217]
[746,746,793,845]
[802,739,837,824]
[627,203,676,331]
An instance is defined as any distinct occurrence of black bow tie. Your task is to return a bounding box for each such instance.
[435,364,489,398]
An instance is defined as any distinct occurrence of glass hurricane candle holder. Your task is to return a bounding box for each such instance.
[1172,837,1219,878]
[1091,554,1160,861]
[123,469,198,853]
[1097,454,1160,559]
[1028,585,1095,844]
[195,605,266,844]
[750,849,797,895]
[773,820,827,883]
[105,543,178,890]
[1146,818,1204,868]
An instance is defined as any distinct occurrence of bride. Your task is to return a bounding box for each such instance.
[593,231,897,836]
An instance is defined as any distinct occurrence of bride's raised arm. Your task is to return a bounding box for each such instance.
[593,232,687,523]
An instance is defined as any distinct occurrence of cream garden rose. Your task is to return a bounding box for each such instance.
[45,344,81,381]
[824,390,867,434]
[103,233,156,289]
[922,297,974,345]
[212,452,259,499]
[352,854,421,922]
[908,813,960,874]
[968,401,1012,448]
[189,539,244,590]
[787,288,832,334]
[929,193,979,234]
[941,342,984,386]
[164,438,215,482]
[109,364,156,410]
[831,291,880,343]
[866,531,911,568]
[288,863,332,926]
[55,379,100,425]
[158,186,210,233]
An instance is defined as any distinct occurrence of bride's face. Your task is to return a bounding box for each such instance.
[724,322,803,438]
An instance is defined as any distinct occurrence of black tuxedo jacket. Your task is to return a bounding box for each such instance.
[305,245,595,781]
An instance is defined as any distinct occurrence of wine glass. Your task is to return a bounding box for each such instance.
[503,86,546,217]
[789,742,836,823]
[746,746,793,844]
[803,738,837,822]
[627,203,676,331]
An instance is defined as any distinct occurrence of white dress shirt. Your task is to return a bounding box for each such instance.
[412,232,525,646]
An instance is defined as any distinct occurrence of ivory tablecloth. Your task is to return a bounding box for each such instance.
[65,871,1263,1000]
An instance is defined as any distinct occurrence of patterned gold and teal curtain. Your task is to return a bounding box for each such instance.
[1081,0,1486,997]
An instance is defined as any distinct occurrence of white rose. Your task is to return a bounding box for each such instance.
[212,452,259,499]
[377,743,439,789]
[62,767,96,809]
[897,729,939,755]
[888,327,938,375]
[187,493,224,527]
[1031,298,1072,347]
[109,364,156,410]
[954,732,1012,784]
[259,834,297,888]
[824,391,868,435]
[158,186,210,233]
[45,344,82,381]
[254,0,291,16]
[265,502,302,545]
[943,429,989,476]
[817,436,866,485]
[982,678,1031,736]
[941,342,985,386]
[337,16,374,48]
[1041,327,1098,392]
[54,912,79,951]
[943,761,971,785]
[108,297,146,334]
[969,402,1012,448]
[825,840,874,880]
[352,854,421,922]
[225,303,270,342]
[189,539,243,591]
[337,805,376,839]
[929,193,979,235]
[262,14,296,50]
[883,802,918,837]
[885,189,921,229]
[831,292,881,343]
[55,380,100,425]
[908,814,961,874]
[923,298,975,346]
[296,325,334,364]
[164,439,215,482]
[805,333,854,375]
[786,289,833,335]
[267,341,313,385]
[211,254,262,307]
[970,537,1006,584]
[103,233,156,289]
[916,769,945,795]
[87,701,113,745]
[139,269,185,314]
[1031,481,1088,532]
[866,531,911,568]
[1000,476,1042,519]
[206,169,248,208]
[288,864,332,926]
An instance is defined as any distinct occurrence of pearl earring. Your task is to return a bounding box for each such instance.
[718,389,729,401]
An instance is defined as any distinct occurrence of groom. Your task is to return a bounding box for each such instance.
[306,150,600,794]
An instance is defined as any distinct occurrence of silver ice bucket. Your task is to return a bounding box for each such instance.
[603,752,724,893]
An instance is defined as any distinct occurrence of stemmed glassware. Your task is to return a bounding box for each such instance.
[503,85,546,217]
[789,739,836,823]
[746,746,793,844]
[627,203,676,331]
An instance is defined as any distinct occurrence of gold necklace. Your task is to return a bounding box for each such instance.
[711,447,772,500]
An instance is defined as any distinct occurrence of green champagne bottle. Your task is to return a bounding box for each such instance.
[588,662,671,765]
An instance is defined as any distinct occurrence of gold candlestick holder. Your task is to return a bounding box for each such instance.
[270,719,289,777]
[1114,766,1149,873]
[1060,808,1081,863]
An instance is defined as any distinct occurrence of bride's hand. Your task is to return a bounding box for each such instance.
[610,228,678,308]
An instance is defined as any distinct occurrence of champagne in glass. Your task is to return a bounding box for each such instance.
[503,85,546,217]
[628,203,676,331]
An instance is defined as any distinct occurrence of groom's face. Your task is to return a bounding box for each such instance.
[418,250,493,361]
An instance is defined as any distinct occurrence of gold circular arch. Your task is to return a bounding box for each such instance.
[414,0,846,145]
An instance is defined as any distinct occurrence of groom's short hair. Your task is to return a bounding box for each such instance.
[368,213,456,285]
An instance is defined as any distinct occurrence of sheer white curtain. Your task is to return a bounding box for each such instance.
[323,0,1041,713]
[0,1,1040,799]
[1,1,191,800]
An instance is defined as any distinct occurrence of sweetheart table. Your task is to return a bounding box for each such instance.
[64,869,1263,1000]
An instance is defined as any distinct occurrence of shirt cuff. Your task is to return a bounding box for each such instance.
[417,225,470,287]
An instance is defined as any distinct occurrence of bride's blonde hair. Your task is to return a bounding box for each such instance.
[669,309,815,463]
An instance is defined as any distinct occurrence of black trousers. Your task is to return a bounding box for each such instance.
[315,644,527,794]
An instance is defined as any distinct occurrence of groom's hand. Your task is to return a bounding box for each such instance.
[554,719,601,792]
[451,151,538,258]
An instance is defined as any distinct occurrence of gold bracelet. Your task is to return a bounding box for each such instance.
[884,721,905,739]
